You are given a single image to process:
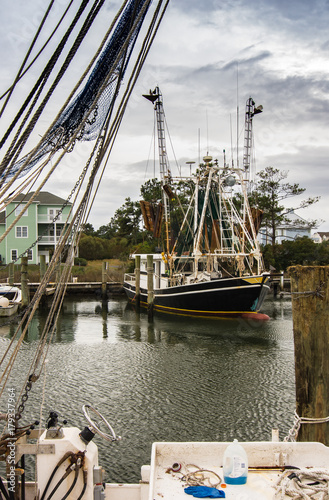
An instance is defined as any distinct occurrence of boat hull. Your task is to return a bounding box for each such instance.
[124,275,270,319]
[0,303,19,317]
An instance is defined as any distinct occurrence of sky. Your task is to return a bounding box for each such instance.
[1,0,329,232]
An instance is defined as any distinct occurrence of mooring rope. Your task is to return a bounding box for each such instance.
[284,410,329,442]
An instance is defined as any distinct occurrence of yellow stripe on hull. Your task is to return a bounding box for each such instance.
[138,300,264,318]
[242,276,269,284]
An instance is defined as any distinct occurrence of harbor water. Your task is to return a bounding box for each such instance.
[0,294,295,483]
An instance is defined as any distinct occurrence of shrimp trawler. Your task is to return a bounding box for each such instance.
[124,88,270,319]
[0,1,328,499]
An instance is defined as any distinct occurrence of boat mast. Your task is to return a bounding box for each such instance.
[243,97,263,190]
[143,87,171,256]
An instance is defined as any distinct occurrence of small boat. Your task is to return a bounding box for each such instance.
[0,285,21,317]
[10,406,329,499]
[124,88,270,319]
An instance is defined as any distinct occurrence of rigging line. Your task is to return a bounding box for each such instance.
[0,0,92,158]
[0,146,65,245]
[0,163,44,215]
[100,0,169,159]
[0,0,75,104]
[0,0,105,178]
[0,211,83,404]
[85,0,167,220]
[29,150,105,368]
[164,114,181,176]
[1,0,130,195]
[29,149,105,377]
[2,0,169,411]
[0,0,56,118]
[0,0,135,192]
[0,61,110,244]
[143,123,156,180]
[0,182,87,375]
[0,4,143,398]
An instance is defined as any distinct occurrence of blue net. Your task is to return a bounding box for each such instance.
[7,0,151,179]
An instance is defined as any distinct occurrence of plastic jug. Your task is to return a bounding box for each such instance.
[223,439,248,484]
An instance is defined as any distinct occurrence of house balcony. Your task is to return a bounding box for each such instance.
[38,235,62,244]
[38,214,70,223]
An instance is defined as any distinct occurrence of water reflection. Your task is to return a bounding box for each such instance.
[0,295,296,483]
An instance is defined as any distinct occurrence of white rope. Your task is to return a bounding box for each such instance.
[274,468,329,499]
[284,411,329,442]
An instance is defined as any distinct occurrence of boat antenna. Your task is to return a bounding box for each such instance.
[186,160,195,176]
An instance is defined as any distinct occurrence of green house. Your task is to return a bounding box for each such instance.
[0,192,72,265]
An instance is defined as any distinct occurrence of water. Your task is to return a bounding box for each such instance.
[0,295,295,483]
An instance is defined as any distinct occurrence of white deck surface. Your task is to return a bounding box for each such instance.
[148,441,329,500]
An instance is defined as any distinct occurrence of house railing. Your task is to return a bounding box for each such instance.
[38,235,62,244]
[38,214,70,223]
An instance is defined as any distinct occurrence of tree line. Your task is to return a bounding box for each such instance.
[78,166,328,271]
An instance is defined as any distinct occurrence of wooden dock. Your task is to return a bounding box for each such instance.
[22,282,124,297]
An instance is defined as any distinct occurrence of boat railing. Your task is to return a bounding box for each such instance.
[124,273,135,284]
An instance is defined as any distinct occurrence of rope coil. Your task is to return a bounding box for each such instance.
[274,468,329,499]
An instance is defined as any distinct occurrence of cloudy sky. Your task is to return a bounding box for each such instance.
[1,0,329,231]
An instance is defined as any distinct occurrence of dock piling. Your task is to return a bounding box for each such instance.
[147,255,154,320]
[289,265,329,445]
[21,257,29,307]
[8,262,14,286]
[135,256,141,308]
[40,255,46,281]
[101,261,108,300]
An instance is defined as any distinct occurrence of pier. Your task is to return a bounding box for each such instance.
[26,281,124,296]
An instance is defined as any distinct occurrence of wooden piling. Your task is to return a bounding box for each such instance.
[135,255,141,307]
[21,257,29,307]
[8,262,14,286]
[289,265,329,445]
[40,255,46,281]
[147,255,154,320]
[101,261,107,300]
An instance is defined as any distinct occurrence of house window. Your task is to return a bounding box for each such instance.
[27,249,33,261]
[48,208,61,221]
[15,204,28,216]
[11,249,18,261]
[16,226,28,238]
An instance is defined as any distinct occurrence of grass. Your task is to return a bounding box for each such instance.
[0,259,128,284]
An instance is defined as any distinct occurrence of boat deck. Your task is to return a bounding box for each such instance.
[148,441,329,499]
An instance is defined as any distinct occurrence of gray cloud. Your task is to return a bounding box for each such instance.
[1,0,329,230]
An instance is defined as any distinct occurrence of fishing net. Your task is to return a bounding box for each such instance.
[5,0,151,180]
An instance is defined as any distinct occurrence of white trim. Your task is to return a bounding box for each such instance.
[154,283,270,298]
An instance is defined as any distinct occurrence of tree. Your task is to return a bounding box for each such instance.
[81,223,95,236]
[140,178,162,202]
[96,198,142,244]
[251,167,320,245]
[262,237,329,271]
